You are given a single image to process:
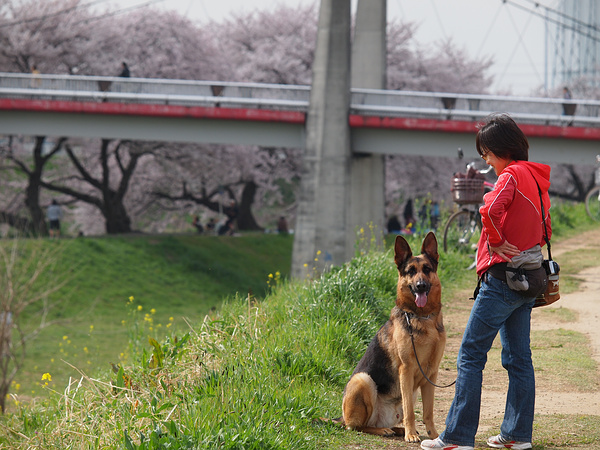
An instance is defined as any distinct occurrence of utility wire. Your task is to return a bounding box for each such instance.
[497,2,544,88]
[0,0,108,28]
[503,0,600,43]
[476,2,504,57]
[428,0,448,41]
[74,0,164,24]
[520,0,600,34]
[0,0,163,29]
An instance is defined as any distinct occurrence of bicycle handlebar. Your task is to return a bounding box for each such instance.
[466,161,494,175]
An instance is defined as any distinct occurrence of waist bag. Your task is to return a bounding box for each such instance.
[487,245,548,299]
[506,244,547,298]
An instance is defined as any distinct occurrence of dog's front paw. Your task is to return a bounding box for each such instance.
[426,429,439,438]
[404,432,421,443]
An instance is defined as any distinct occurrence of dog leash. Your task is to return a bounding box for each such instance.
[404,311,456,389]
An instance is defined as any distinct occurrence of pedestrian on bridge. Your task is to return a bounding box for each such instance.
[562,86,575,116]
[119,62,130,78]
[30,64,41,88]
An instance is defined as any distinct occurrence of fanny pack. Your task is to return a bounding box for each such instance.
[486,245,548,299]
[505,244,547,297]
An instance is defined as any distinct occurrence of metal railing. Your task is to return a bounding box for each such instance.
[1,72,599,127]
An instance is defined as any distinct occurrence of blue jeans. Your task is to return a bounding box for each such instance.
[440,274,536,447]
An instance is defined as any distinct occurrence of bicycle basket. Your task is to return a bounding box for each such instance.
[451,178,484,204]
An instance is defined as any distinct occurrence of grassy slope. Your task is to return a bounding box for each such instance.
[15,233,293,399]
[1,201,599,449]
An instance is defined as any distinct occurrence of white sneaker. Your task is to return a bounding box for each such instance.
[421,437,474,450]
[487,434,532,449]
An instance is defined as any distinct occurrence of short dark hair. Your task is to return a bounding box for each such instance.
[475,113,529,161]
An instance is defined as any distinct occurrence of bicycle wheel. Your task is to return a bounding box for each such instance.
[443,210,481,253]
[585,186,600,222]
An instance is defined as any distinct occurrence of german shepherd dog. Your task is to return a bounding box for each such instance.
[337,232,446,442]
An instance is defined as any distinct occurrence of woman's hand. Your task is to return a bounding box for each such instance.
[490,240,520,262]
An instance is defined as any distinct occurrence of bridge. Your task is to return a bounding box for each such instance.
[1,72,599,164]
[1,70,599,276]
[2,68,600,279]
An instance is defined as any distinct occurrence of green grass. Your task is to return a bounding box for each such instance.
[10,233,293,399]
[0,199,597,448]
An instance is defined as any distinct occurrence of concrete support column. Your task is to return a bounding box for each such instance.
[291,0,352,279]
[347,0,387,258]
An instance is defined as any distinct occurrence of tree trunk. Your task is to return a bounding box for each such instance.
[237,181,262,231]
[25,176,47,236]
[25,137,50,236]
[103,196,132,234]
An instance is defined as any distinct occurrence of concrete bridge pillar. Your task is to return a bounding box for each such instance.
[291,0,387,278]
[347,0,387,258]
[291,0,352,279]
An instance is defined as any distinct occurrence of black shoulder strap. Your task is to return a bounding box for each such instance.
[531,175,552,260]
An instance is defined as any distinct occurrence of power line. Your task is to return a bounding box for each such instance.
[503,0,600,43]
[521,0,600,35]
[0,0,108,29]
[74,0,165,25]
[0,0,164,29]
[496,2,544,89]
[475,2,504,58]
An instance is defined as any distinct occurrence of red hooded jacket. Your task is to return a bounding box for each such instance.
[476,160,552,277]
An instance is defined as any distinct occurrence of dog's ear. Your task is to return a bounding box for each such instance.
[421,231,439,264]
[394,235,412,269]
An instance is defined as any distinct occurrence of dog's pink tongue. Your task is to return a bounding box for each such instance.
[415,292,428,308]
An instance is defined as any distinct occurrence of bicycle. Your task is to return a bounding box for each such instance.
[442,162,494,261]
[584,154,600,222]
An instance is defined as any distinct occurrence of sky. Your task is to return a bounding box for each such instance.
[115,0,562,96]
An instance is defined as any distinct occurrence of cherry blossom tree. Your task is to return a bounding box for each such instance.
[211,4,317,85]
[0,0,496,236]
[0,0,220,234]
[0,0,95,73]
[151,144,302,232]
[387,36,493,93]
[38,140,160,234]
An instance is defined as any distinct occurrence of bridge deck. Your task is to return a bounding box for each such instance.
[0,72,598,164]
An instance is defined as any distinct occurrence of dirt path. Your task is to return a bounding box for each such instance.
[426,227,600,432]
[483,228,600,418]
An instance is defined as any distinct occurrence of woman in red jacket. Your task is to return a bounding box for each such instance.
[422,114,551,450]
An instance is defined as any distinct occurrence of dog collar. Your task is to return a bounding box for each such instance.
[403,310,434,321]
